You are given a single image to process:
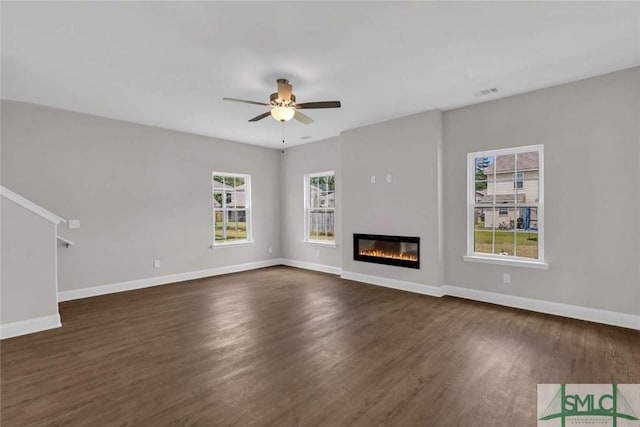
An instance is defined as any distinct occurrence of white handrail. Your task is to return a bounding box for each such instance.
[0,186,66,225]
[56,235,74,248]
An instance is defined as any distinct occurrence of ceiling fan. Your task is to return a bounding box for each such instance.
[223,79,341,124]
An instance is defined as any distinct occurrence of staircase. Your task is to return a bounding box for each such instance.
[1,186,69,338]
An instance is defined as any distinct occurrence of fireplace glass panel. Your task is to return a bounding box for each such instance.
[353,234,420,269]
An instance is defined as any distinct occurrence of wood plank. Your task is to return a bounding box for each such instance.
[1,266,638,426]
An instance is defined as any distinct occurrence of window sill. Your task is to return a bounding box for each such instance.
[463,255,549,270]
[303,240,337,248]
[211,241,255,248]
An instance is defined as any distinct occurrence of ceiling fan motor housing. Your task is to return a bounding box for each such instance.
[270,92,295,106]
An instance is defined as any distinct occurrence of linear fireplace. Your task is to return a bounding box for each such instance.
[353,234,420,269]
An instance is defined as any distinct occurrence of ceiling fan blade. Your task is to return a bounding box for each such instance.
[293,110,314,124]
[248,111,271,122]
[295,101,341,109]
[277,79,293,102]
[223,97,269,106]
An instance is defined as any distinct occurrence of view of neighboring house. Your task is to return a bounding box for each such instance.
[478,151,539,229]
[213,180,246,208]
[309,183,334,208]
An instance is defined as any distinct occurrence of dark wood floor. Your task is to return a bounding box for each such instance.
[1,266,638,426]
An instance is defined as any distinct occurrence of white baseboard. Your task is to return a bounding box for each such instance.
[443,285,640,331]
[1,314,61,339]
[58,259,283,302]
[336,270,638,330]
[340,270,444,298]
[280,258,342,275]
[55,258,639,331]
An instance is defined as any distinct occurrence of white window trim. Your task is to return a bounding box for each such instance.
[303,240,337,248]
[304,170,336,245]
[212,171,253,247]
[463,255,549,270]
[465,144,547,268]
[211,241,255,249]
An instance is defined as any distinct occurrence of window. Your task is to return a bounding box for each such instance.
[514,172,524,189]
[213,172,251,245]
[304,171,335,244]
[466,145,546,268]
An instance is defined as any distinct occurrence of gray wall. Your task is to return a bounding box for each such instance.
[443,67,640,315]
[1,100,281,291]
[2,67,638,319]
[280,137,341,268]
[340,111,444,287]
[1,198,58,323]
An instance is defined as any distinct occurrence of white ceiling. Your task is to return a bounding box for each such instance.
[2,2,639,149]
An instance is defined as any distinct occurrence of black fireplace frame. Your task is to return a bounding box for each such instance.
[353,233,420,269]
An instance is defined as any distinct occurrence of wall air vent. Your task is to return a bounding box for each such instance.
[474,87,499,97]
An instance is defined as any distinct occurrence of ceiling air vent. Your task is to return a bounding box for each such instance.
[474,87,499,97]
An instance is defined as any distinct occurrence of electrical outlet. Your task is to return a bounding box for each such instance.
[316,250,320,257]
[370,175,376,184]
[387,174,392,183]
[154,259,161,269]
[503,273,511,284]
[268,247,273,254]
[68,219,80,229]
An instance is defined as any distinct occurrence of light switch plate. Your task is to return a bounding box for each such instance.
[68,219,80,229]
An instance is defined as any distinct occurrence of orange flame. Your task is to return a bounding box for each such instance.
[358,249,417,261]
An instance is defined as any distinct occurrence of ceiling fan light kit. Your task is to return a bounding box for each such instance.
[223,78,341,125]
[271,106,295,122]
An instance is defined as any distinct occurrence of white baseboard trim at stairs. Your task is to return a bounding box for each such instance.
[0,314,61,339]
[58,259,284,302]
